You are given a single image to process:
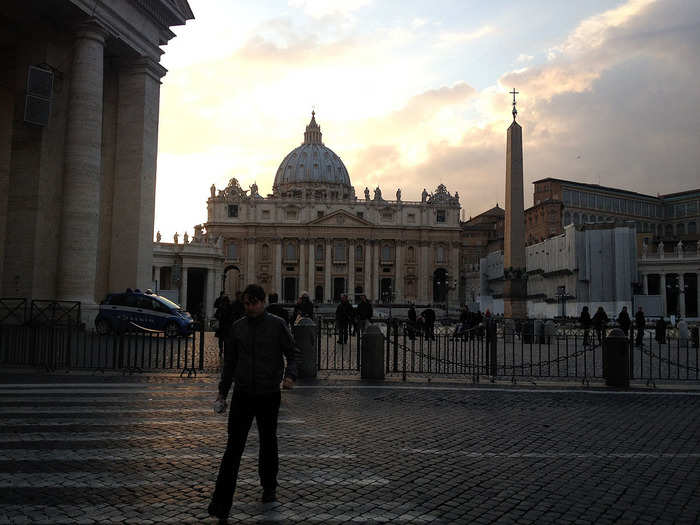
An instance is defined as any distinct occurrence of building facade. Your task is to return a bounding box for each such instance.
[0,0,193,322]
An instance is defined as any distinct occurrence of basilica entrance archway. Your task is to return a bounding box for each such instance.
[433,268,447,304]
[283,277,297,303]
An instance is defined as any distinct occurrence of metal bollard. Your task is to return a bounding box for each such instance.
[294,318,317,379]
[361,324,385,380]
[603,328,629,388]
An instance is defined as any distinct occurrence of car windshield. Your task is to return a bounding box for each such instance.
[155,296,182,310]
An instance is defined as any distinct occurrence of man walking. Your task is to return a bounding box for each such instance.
[356,295,373,332]
[617,306,631,338]
[634,306,646,347]
[335,294,354,344]
[208,284,299,521]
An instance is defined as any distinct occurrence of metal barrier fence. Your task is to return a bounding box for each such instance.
[0,324,205,377]
[315,317,700,383]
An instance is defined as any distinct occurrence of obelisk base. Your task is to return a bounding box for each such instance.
[503,278,527,319]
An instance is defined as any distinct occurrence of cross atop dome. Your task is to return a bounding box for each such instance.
[303,110,323,145]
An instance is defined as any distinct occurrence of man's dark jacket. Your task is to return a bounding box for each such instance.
[357,301,373,321]
[218,312,299,398]
[635,310,645,328]
[335,301,354,324]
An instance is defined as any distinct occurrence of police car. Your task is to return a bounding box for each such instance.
[95,289,194,336]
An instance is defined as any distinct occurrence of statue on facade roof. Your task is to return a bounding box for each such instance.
[373,187,383,201]
[194,224,203,242]
[183,232,189,244]
[156,230,161,242]
[396,188,401,201]
[210,184,216,199]
[676,240,683,258]
[364,187,370,200]
[222,177,248,202]
[173,232,179,244]
[250,182,263,199]
[421,188,428,202]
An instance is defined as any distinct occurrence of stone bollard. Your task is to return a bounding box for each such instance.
[533,319,544,344]
[544,320,556,344]
[361,324,385,380]
[294,318,317,379]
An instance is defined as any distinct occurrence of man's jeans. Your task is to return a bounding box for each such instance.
[211,390,281,515]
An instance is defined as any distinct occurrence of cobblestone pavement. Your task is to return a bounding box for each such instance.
[1,374,699,524]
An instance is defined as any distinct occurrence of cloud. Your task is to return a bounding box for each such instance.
[436,25,494,47]
[288,0,372,19]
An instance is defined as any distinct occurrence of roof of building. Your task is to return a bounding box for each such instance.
[532,177,659,200]
[273,112,351,190]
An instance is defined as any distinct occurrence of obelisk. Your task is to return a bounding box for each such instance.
[503,89,527,319]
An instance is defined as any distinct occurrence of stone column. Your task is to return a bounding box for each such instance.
[348,240,355,302]
[246,239,255,285]
[395,242,403,303]
[679,273,686,318]
[660,273,666,316]
[325,239,332,302]
[153,265,161,291]
[308,242,315,295]
[421,243,430,303]
[450,243,460,306]
[298,240,306,295]
[642,273,648,295]
[57,21,108,303]
[205,268,214,320]
[180,266,188,310]
[364,242,372,300]
[274,240,282,296]
[108,57,167,293]
[373,242,380,302]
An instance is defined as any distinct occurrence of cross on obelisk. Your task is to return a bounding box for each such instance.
[510,88,519,120]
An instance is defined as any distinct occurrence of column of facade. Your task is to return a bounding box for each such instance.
[697,272,700,319]
[679,273,686,318]
[450,243,460,306]
[298,240,306,295]
[246,239,256,285]
[420,243,430,303]
[307,242,315,295]
[153,265,161,291]
[364,242,372,300]
[205,268,214,320]
[394,242,403,303]
[373,242,380,302]
[57,21,108,303]
[108,56,167,293]
[180,266,188,309]
[348,240,355,302]
[325,239,332,302]
[660,273,667,316]
[274,240,282,296]
[642,273,648,295]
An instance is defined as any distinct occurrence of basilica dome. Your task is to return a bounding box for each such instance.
[273,112,353,198]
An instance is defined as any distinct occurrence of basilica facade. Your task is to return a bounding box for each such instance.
[154,113,462,315]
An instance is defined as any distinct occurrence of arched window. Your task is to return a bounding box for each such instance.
[436,246,446,263]
[261,244,270,260]
[407,246,415,262]
[285,242,296,260]
[316,244,324,262]
[227,243,238,260]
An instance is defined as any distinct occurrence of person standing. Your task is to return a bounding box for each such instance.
[208,284,299,520]
[292,292,314,323]
[617,306,631,337]
[580,306,592,347]
[592,306,609,346]
[335,294,354,344]
[214,293,231,357]
[266,293,289,326]
[230,291,245,323]
[356,295,373,332]
[634,306,646,347]
[422,305,436,340]
[407,303,417,340]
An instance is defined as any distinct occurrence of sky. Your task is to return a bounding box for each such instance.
[154,0,700,240]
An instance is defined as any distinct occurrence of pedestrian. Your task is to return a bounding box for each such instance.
[230,291,245,323]
[266,293,289,326]
[356,294,373,332]
[580,306,592,347]
[592,306,609,346]
[634,306,646,346]
[421,305,436,340]
[407,303,417,340]
[292,291,314,324]
[214,293,231,357]
[208,284,299,521]
[335,294,354,344]
[617,306,631,337]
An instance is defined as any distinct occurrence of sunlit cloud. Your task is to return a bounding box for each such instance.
[287,0,372,18]
[436,25,494,47]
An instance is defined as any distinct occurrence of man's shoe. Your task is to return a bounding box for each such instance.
[262,488,277,503]
[208,501,228,521]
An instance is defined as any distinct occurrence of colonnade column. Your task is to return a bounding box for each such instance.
[364,242,372,300]
[180,266,188,310]
[373,242,380,302]
[298,240,306,296]
[246,239,256,285]
[660,273,666,316]
[450,243,460,306]
[205,268,215,320]
[642,273,648,295]
[394,242,403,303]
[308,242,315,296]
[153,265,161,292]
[679,274,686,318]
[274,240,282,297]
[348,241,355,302]
[57,21,108,303]
[325,239,332,302]
[420,242,430,303]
